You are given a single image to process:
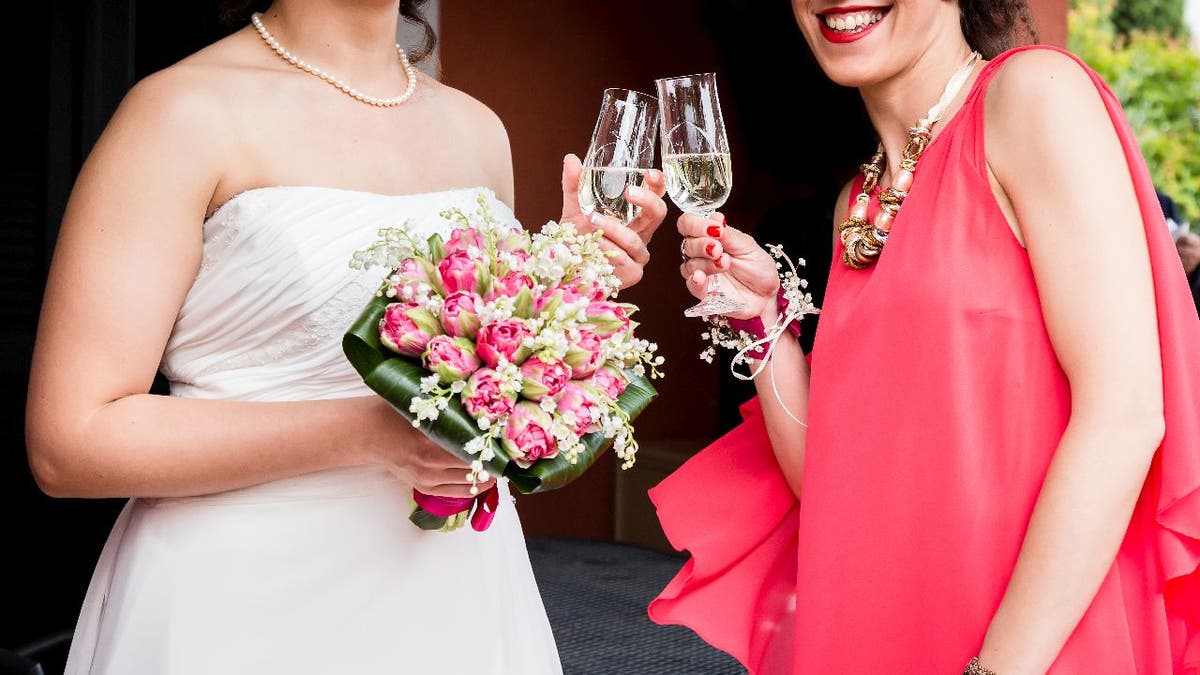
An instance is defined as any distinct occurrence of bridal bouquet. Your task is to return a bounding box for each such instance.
[345,194,662,532]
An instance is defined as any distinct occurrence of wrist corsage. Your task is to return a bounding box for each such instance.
[699,243,819,380]
[695,243,819,428]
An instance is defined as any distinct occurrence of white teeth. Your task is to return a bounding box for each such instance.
[823,9,885,32]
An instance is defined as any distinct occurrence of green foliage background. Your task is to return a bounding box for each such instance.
[1113,0,1188,38]
[1070,0,1200,221]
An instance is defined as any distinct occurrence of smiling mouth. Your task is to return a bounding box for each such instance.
[818,6,891,34]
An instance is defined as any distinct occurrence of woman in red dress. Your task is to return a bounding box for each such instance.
[652,1,1200,673]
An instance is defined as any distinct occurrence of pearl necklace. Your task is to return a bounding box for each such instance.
[250,12,418,107]
[839,51,982,269]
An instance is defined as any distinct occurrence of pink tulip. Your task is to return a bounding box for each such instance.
[566,276,606,302]
[564,327,605,379]
[554,382,604,435]
[379,303,442,357]
[443,227,483,256]
[590,364,629,400]
[519,353,572,401]
[422,335,481,383]
[461,368,518,424]
[440,291,482,339]
[535,285,586,318]
[501,250,531,274]
[476,319,534,368]
[388,258,434,301]
[490,271,535,301]
[502,402,559,468]
[437,251,488,295]
[584,301,632,338]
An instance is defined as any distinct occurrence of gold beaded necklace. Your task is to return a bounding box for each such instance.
[839,51,982,270]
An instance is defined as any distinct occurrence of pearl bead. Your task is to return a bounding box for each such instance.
[850,203,869,221]
[894,169,914,192]
[250,12,417,107]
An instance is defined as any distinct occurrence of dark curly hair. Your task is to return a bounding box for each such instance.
[218,1,437,63]
[960,0,1039,59]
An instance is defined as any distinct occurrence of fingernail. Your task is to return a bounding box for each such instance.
[564,153,578,164]
[717,254,730,269]
[589,212,607,227]
[705,242,716,257]
[648,169,663,181]
[706,225,722,238]
[627,185,646,199]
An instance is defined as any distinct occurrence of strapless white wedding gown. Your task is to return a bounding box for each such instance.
[64,186,563,675]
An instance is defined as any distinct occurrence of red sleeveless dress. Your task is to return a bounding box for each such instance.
[649,47,1200,673]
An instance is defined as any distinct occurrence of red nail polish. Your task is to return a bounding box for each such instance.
[707,225,722,238]
[705,242,717,257]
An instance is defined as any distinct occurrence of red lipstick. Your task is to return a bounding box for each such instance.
[817,5,891,45]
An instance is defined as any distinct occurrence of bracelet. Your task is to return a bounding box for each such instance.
[725,286,803,358]
[964,657,997,675]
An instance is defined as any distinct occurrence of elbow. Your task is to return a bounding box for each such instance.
[27,443,71,498]
[1103,401,1166,461]
[25,426,87,499]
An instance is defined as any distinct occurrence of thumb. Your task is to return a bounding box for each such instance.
[561,153,583,218]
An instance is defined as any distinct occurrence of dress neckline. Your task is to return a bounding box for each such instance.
[203,185,496,224]
[848,58,995,225]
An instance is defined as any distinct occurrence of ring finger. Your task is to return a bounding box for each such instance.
[681,236,722,260]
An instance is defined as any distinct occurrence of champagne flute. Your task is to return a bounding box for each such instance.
[578,88,659,225]
[655,72,737,318]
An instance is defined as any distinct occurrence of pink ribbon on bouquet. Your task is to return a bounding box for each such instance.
[412,485,501,532]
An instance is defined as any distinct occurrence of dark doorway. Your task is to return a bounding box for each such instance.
[2,0,227,662]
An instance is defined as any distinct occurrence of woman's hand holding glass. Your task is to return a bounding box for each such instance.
[677,212,780,322]
[559,154,667,288]
[558,88,668,289]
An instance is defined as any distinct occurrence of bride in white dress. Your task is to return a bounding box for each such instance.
[24,1,667,673]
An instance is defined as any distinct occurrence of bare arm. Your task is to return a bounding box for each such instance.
[26,70,478,500]
[677,211,815,498]
[977,51,1165,673]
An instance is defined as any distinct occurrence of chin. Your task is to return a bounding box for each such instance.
[792,1,904,87]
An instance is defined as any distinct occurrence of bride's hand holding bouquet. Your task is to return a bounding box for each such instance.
[345,193,665,533]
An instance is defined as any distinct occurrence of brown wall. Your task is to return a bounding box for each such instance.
[440,0,1069,540]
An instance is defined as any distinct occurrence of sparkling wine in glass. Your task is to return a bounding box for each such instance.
[578,88,659,225]
[655,72,738,318]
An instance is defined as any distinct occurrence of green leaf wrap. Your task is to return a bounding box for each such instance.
[343,290,657,496]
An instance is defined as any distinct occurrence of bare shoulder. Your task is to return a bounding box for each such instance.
[427,79,510,147]
[984,48,1107,138]
[423,78,514,201]
[107,32,261,155]
[81,30,275,218]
